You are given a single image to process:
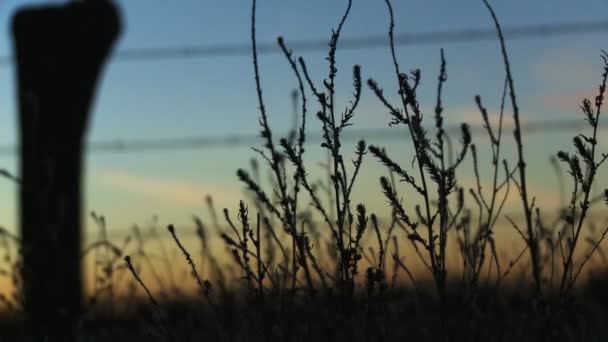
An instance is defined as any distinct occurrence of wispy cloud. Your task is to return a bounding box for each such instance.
[450,105,505,128]
[530,50,597,88]
[458,176,564,212]
[539,88,595,113]
[95,169,240,206]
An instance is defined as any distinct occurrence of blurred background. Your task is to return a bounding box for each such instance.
[0,0,605,254]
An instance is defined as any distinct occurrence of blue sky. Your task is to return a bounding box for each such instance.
[0,0,606,238]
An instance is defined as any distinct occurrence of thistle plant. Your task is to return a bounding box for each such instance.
[555,51,608,296]
[288,0,370,293]
[367,0,471,306]
[456,79,515,291]
[482,0,542,297]
[233,0,372,297]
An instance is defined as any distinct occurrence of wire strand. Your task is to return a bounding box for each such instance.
[0,20,606,65]
[0,118,599,155]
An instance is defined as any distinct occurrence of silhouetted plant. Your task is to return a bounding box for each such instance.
[2,0,608,341]
[482,0,543,297]
[367,0,471,311]
[555,51,608,297]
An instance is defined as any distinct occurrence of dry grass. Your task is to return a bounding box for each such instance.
[1,0,608,340]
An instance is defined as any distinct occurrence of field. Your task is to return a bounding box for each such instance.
[2,0,608,340]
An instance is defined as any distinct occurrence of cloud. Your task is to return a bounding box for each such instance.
[528,48,608,115]
[449,105,505,127]
[539,88,596,113]
[530,50,597,88]
[95,169,240,206]
[458,175,564,212]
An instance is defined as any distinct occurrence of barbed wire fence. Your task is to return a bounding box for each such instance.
[0,20,604,154]
[0,19,606,65]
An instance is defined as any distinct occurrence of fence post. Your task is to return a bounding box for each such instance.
[12,0,121,337]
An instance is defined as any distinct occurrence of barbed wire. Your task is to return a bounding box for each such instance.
[0,118,598,155]
[0,20,606,65]
[0,20,602,155]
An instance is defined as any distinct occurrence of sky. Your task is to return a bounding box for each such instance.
[0,0,606,241]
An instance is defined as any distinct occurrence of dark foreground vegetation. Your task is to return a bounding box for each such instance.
[0,278,607,341]
[2,0,608,340]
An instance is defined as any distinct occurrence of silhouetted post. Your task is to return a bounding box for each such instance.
[12,0,121,337]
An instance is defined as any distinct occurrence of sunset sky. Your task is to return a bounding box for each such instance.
[0,0,605,241]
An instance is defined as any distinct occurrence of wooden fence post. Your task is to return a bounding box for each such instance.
[12,0,121,337]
